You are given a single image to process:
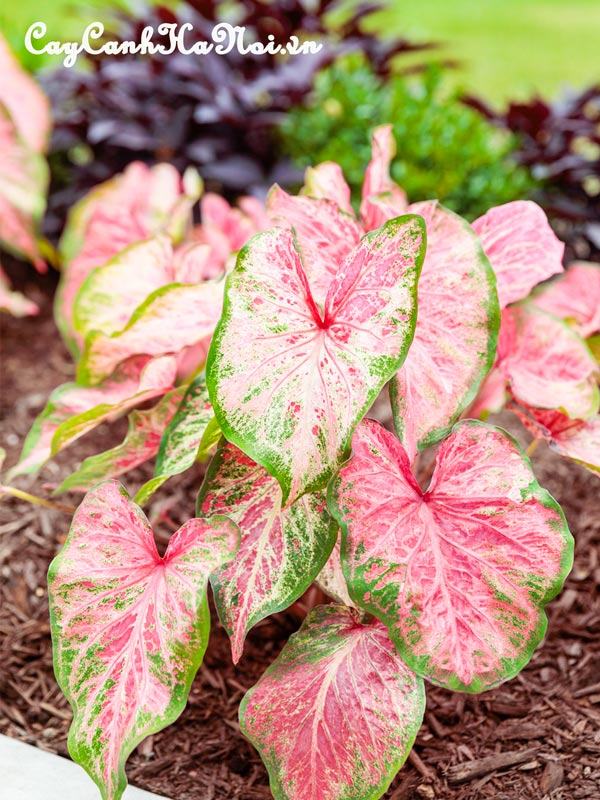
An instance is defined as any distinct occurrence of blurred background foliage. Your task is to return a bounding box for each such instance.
[0,0,598,258]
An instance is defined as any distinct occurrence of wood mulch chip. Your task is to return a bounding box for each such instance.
[1,273,599,799]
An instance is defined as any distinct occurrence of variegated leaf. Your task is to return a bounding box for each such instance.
[49,480,239,800]
[267,185,362,307]
[78,281,224,386]
[532,261,600,339]
[8,357,173,480]
[73,236,175,338]
[51,355,177,456]
[0,104,48,270]
[302,161,353,214]
[360,125,407,231]
[501,305,599,420]
[330,418,573,692]
[240,604,425,800]
[134,375,214,505]
[472,201,564,308]
[390,201,499,460]
[55,162,200,354]
[56,387,186,493]
[207,217,425,505]
[510,401,600,477]
[316,538,355,607]
[197,440,336,662]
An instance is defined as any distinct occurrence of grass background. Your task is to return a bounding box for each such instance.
[0,0,598,103]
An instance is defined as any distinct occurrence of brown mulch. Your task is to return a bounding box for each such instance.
[1,275,599,800]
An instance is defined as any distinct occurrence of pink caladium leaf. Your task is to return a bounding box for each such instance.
[532,261,600,339]
[509,401,600,477]
[500,305,599,420]
[51,355,177,456]
[0,262,39,317]
[78,281,224,386]
[267,185,362,308]
[360,125,408,232]
[197,439,335,662]
[329,418,574,692]
[240,604,425,800]
[55,386,186,494]
[472,201,564,308]
[207,217,425,505]
[0,105,48,270]
[55,163,201,355]
[134,374,215,505]
[302,162,353,214]
[0,34,51,153]
[7,357,175,480]
[390,201,499,461]
[49,480,239,800]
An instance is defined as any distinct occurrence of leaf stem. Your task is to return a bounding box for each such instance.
[0,484,76,514]
[525,438,540,457]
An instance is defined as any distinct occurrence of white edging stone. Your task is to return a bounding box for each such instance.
[0,734,170,799]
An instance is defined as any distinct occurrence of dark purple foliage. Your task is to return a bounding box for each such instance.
[466,85,600,262]
[41,0,432,239]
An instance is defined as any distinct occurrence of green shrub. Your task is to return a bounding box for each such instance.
[280,56,536,220]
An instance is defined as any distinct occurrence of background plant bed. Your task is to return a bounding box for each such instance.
[1,279,599,800]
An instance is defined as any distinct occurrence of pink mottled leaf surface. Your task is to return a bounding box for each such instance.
[0,34,51,153]
[49,481,239,800]
[55,163,200,354]
[472,201,564,308]
[207,218,424,504]
[0,105,48,270]
[8,357,175,479]
[302,162,353,214]
[391,201,499,460]
[197,440,335,662]
[330,419,573,692]
[500,305,598,420]
[510,402,600,476]
[267,186,362,307]
[78,281,224,385]
[56,386,186,493]
[360,125,408,231]
[532,261,600,339]
[240,604,425,800]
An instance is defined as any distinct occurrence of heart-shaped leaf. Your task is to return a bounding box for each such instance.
[510,401,600,476]
[8,357,174,480]
[330,418,573,692]
[207,217,425,505]
[240,604,425,800]
[197,440,336,662]
[134,375,215,505]
[472,201,564,308]
[303,162,353,214]
[532,261,600,339]
[501,305,599,420]
[49,480,239,800]
[56,386,186,494]
[316,538,355,607]
[78,281,224,386]
[390,201,499,460]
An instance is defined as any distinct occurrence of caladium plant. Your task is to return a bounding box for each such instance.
[8,121,599,800]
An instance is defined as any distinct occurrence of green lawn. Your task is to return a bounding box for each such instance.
[369,0,600,104]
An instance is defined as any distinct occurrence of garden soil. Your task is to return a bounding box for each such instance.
[1,270,599,800]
